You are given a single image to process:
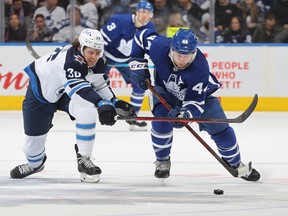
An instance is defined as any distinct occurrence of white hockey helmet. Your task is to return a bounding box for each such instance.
[78,28,104,57]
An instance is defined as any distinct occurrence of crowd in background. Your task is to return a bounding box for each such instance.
[4,0,288,43]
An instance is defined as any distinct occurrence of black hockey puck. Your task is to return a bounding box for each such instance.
[214,189,224,195]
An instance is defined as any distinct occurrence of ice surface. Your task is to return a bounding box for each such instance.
[0,111,287,216]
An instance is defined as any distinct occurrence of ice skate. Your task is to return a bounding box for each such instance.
[10,155,47,179]
[154,158,171,179]
[128,121,148,131]
[237,162,261,182]
[75,144,102,183]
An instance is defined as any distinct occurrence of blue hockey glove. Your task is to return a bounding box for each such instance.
[129,58,150,90]
[167,107,193,128]
[97,100,117,126]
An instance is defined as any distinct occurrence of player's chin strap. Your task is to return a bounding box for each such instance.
[144,79,252,178]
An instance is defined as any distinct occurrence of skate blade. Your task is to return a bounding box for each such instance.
[157,178,168,186]
[80,173,100,183]
[129,125,148,131]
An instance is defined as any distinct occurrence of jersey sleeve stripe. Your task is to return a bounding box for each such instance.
[66,83,92,98]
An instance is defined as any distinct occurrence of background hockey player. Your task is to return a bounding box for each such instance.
[10,28,135,183]
[129,28,261,182]
[100,0,155,131]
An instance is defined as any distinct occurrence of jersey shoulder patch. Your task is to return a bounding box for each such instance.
[73,54,85,65]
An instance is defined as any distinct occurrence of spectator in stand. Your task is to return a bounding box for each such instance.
[167,12,187,29]
[269,0,288,30]
[5,13,27,42]
[198,13,210,43]
[176,0,205,35]
[256,0,274,13]
[57,0,70,10]
[94,0,112,28]
[215,0,242,33]
[273,29,288,42]
[33,0,65,32]
[27,13,53,42]
[52,5,85,42]
[164,0,180,8]
[150,0,175,36]
[199,12,220,43]
[79,0,99,29]
[238,0,265,35]
[194,0,210,11]
[36,0,46,7]
[5,0,34,28]
[95,0,112,9]
[218,16,252,43]
[253,13,282,42]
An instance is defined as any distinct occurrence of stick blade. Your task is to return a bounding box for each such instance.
[232,94,258,123]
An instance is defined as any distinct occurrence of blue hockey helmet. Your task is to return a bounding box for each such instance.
[136,0,154,12]
[171,28,198,55]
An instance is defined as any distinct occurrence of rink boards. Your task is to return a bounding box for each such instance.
[0,43,288,111]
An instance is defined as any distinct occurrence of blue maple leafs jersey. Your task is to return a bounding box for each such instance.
[24,45,115,105]
[131,29,221,117]
[100,14,155,63]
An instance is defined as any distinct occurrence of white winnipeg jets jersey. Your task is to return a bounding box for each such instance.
[24,45,114,105]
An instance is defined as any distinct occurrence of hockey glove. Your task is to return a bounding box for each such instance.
[129,58,150,90]
[167,107,193,129]
[112,98,136,124]
[112,98,136,117]
[97,100,117,126]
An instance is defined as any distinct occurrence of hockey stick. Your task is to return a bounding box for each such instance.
[118,94,258,123]
[145,80,252,178]
[25,39,41,59]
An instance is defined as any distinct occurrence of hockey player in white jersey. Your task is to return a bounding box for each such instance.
[100,0,156,131]
[10,28,135,183]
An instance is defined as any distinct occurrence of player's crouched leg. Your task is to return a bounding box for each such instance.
[211,127,260,182]
[69,99,101,183]
[75,144,102,183]
[200,96,260,182]
[10,134,47,179]
[10,155,47,179]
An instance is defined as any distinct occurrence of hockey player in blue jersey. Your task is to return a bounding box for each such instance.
[100,0,155,131]
[10,28,135,183]
[129,28,260,181]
